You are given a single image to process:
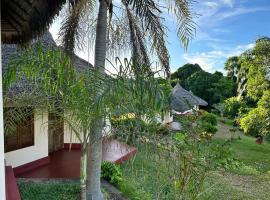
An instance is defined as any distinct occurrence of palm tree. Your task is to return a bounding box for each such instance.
[59,0,196,199]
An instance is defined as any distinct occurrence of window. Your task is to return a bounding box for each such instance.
[4,107,34,152]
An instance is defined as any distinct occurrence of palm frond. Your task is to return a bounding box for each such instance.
[59,0,96,55]
[126,8,150,70]
[166,0,197,49]
[122,0,170,78]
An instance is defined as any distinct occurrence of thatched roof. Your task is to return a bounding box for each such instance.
[2,32,93,102]
[1,0,66,44]
[170,83,208,112]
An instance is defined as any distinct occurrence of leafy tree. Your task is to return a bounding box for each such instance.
[171,63,202,87]
[224,56,240,81]
[231,37,270,100]
[172,64,236,106]
[223,97,246,119]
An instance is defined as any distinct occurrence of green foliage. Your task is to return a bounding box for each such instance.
[101,161,123,186]
[199,112,218,134]
[224,56,240,80]
[201,122,218,134]
[185,70,236,106]
[172,63,237,106]
[200,112,217,126]
[18,182,80,200]
[240,91,270,137]
[156,125,170,135]
[240,108,265,136]
[119,113,235,200]
[118,179,152,200]
[171,63,202,85]
[223,97,246,118]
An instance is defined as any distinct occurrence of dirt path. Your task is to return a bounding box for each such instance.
[214,122,243,140]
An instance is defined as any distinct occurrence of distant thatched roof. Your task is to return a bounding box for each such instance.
[1,0,66,44]
[2,32,93,103]
[170,83,208,112]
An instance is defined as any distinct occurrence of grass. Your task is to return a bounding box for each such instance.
[18,182,112,200]
[18,182,80,200]
[119,119,270,200]
[214,122,270,173]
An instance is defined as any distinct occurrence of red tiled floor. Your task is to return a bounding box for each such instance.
[16,140,136,179]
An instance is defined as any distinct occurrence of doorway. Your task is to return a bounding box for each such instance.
[48,113,64,153]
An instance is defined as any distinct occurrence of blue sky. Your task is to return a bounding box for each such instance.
[50,0,270,74]
[168,0,270,73]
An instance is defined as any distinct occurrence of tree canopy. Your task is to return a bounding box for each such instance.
[171,63,236,106]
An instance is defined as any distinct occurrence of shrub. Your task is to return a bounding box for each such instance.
[200,112,217,126]
[201,122,218,134]
[239,107,266,137]
[223,97,246,118]
[198,112,218,134]
[101,161,123,186]
[240,91,270,137]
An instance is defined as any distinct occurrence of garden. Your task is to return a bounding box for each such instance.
[2,1,270,200]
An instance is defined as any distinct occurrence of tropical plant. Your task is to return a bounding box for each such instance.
[101,161,123,185]
[57,1,196,199]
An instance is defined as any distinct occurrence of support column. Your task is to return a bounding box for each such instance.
[0,47,7,199]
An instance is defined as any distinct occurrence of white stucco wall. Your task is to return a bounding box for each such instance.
[64,112,112,144]
[64,122,82,144]
[4,111,49,168]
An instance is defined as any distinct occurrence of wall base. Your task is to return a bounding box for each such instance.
[13,156,50,176]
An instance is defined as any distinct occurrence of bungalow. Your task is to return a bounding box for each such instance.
[1,1,70,199]
[171,83,208,114]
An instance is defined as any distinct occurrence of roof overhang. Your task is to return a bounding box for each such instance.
[1,0,66,44]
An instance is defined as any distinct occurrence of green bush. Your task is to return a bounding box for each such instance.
[223,97,246,118]
[101,161,123,186]
[199,112,218,134]
[240,91,270,137]
[201,122,218,134]
[200,112,217,126]
[240,107,269,137]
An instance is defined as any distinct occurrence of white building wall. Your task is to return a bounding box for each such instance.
[64,123,82,144]
[5,111,49,168]
[64,111,112,144]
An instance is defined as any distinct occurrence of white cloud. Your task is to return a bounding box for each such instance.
[216,7,270,21]
[221,0,234,8]
[183,43,254,73]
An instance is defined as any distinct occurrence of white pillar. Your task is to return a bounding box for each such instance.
[0,45,7,199]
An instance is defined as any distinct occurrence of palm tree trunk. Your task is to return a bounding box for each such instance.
[87,121,104,200]
[87,0,108,200]
[80,132,88,200]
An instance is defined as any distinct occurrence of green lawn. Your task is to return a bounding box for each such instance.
[214,122,270,173]
[18,182,112,200]
[18,182,80,200]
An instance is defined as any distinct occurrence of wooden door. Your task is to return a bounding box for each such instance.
[48,113,64,153]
